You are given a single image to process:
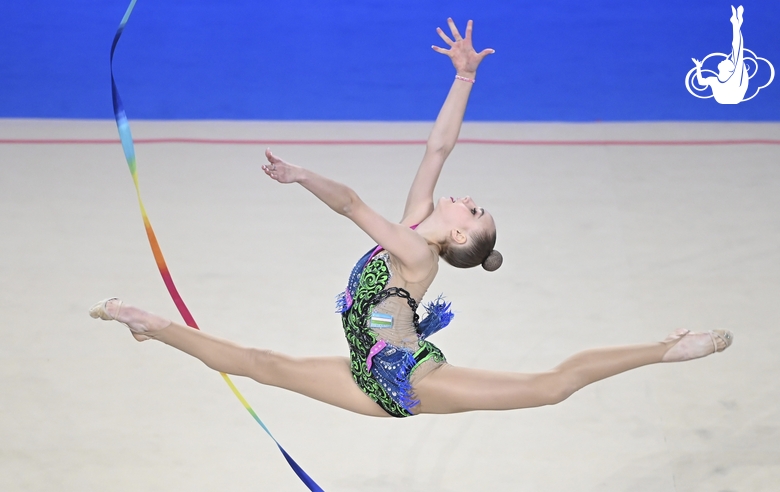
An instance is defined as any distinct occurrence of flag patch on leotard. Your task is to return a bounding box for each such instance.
[369,312,393,329]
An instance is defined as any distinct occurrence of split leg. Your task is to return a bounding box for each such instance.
[730,5,745,70]
[90,299,390,417]
[413,330,731,414]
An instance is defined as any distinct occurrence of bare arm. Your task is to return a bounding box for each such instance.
[262,149,433,273]
[401,19,494,226]
[692,59,711,87]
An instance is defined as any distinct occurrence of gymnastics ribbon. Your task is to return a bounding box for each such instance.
[110,2,323,490]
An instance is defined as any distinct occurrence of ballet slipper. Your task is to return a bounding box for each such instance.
[710,330,734,352]
[662,328,734,362]
[89,297,151,341]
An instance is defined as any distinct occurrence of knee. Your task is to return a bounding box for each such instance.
[246,348,292,385]
[245,348,279,380]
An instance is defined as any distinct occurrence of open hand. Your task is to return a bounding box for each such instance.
[432,18,494,76]
[262,148,300,184]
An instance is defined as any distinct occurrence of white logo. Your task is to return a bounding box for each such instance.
[685,5,774,104]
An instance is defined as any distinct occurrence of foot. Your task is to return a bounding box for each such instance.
[661,328,734,362]
[89,298,170,341]
[731,6,744,27]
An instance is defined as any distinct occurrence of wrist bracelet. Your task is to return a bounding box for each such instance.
[455,75,475,84]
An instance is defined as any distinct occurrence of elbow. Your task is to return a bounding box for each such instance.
[341,189,361,217]
[425,144,452,160]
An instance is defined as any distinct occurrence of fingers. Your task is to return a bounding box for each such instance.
[263,148,280,180]
[477,48,496,60]
[447,17,463,41]
[436,27,454,46]
[265,147,284,165]
[434,18,491,60]
[262,168,276,180]
[261,163,277,180]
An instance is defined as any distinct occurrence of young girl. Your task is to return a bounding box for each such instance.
[692,5,749,104]
[91,18,732,419]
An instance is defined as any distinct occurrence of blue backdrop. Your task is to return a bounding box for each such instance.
[1,0,777,121]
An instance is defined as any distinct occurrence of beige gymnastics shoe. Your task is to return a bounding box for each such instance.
[89,298,151,341]
[662,328,734,362]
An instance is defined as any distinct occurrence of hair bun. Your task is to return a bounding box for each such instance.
[481,250,503,272]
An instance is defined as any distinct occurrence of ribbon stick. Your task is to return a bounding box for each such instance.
[110,2,323,490]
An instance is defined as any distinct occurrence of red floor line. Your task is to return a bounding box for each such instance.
[1,137,779,146]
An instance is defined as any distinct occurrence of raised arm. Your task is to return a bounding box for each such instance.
[401,19,494,226]
[262,149,433,276]
[692,58,711,87]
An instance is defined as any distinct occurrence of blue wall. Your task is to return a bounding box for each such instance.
[1,0,778,121]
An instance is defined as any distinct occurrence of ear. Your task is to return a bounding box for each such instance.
[450,228,467,245]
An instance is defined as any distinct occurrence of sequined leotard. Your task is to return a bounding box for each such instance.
[337,246,452,417]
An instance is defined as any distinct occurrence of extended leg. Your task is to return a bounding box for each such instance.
[413,330,731,414]
[730,5,745,69]
[90,299,390,417]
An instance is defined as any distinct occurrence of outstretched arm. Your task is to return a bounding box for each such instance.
[401,19,494,226]
[692,58,711,87]
[262,149,433,274]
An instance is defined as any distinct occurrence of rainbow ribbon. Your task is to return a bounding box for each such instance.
[110,2,323,490]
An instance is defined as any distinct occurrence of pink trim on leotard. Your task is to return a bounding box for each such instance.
[366,340,388,371]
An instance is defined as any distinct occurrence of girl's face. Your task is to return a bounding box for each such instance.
[437,196,495,238]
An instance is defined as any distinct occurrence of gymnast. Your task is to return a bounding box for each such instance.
[692,5,749,104]
[91,18,732,418]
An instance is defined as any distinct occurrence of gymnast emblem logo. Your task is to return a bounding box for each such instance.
[685,5,774,104]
